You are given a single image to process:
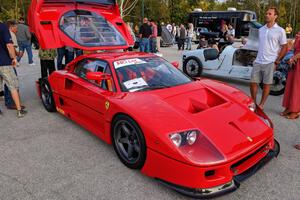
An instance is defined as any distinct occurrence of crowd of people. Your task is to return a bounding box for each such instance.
[133,18,161,53]
[0,17,83,118]
[0,18,29,118]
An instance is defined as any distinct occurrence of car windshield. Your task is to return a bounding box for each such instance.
[114,57,192,92]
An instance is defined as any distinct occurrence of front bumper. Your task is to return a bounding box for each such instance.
[157,139,280,199]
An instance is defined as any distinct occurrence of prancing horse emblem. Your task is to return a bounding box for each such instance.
[105,101,110,110]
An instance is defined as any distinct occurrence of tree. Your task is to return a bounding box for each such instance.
[118,0,139,18]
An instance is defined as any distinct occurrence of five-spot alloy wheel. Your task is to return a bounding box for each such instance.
[112,115,146,169]
[40,78,56,112]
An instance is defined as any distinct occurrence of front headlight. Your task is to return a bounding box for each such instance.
[169,130,199,147]
[255,104,273,128]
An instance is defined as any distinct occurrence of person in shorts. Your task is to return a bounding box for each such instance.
[250,7,287,109]
[0,22,27,118]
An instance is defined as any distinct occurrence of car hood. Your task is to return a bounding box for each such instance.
[112,81,273,165]
[28,0,134,50]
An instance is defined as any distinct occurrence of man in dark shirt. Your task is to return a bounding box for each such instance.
[157,21,162,52]
[0,22,27,117]
[178,24,186,50]
[139,18,152,52]
[16,17,34,65]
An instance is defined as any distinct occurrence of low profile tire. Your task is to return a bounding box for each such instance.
[40,78,56,112]
[183,56,203,78]
[112,115,146,169]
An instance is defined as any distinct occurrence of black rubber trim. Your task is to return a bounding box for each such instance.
[157,179,238,199]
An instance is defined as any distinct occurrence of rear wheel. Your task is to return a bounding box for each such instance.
[112,115,146,169]
[40,78,56,112]
[183,57,203,77]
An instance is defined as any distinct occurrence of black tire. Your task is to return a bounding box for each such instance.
[40,78,56,112]
[112,115,146,169]
[183,56,203,77]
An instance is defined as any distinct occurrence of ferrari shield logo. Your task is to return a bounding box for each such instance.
[105,101,110,110]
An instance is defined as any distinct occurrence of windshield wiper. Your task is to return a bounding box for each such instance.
[138,85,170,91]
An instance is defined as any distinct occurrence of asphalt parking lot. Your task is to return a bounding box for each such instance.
[0,45,299,200]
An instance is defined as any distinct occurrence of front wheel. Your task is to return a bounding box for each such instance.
[183,57,203,77]
[112,115,146,169]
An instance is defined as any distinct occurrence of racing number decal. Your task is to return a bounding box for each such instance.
[105,101,110,110]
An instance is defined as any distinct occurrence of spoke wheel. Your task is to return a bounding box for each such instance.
[183,57,203,77]
[270,71,286,96]
[112,115,146,169]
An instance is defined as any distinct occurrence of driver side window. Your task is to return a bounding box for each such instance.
[74,58,114,90]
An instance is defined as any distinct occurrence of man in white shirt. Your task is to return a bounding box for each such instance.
[250,7,287,109]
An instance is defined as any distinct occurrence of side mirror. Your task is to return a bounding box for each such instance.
[171,61,180,69]
[86,72,111,81]
[86,72,113,91]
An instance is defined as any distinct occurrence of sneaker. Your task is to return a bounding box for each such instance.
[29,63,36,66]
[17,109,27,118]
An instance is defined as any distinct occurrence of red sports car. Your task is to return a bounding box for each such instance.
[29,0,280,198]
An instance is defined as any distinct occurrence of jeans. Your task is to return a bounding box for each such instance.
[75,49,83,57]
[140,38,150,52]
[66,50,74,65]
[4,68,17,107]
[186,37,192,50]
[66,49,83,65]
[57,47,67,70]
[150,38,157,53]
[18,40,33,64]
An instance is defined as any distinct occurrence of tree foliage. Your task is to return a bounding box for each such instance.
[0,0,299,35]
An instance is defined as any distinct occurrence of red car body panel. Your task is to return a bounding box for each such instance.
[45,52,276,190]
[28,0,134,50]
[29,1,279,197]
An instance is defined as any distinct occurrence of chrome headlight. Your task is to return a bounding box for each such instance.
[169,130,199,147]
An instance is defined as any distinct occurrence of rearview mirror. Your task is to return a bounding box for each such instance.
[86,72,111,81]
[171,61,179,69]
